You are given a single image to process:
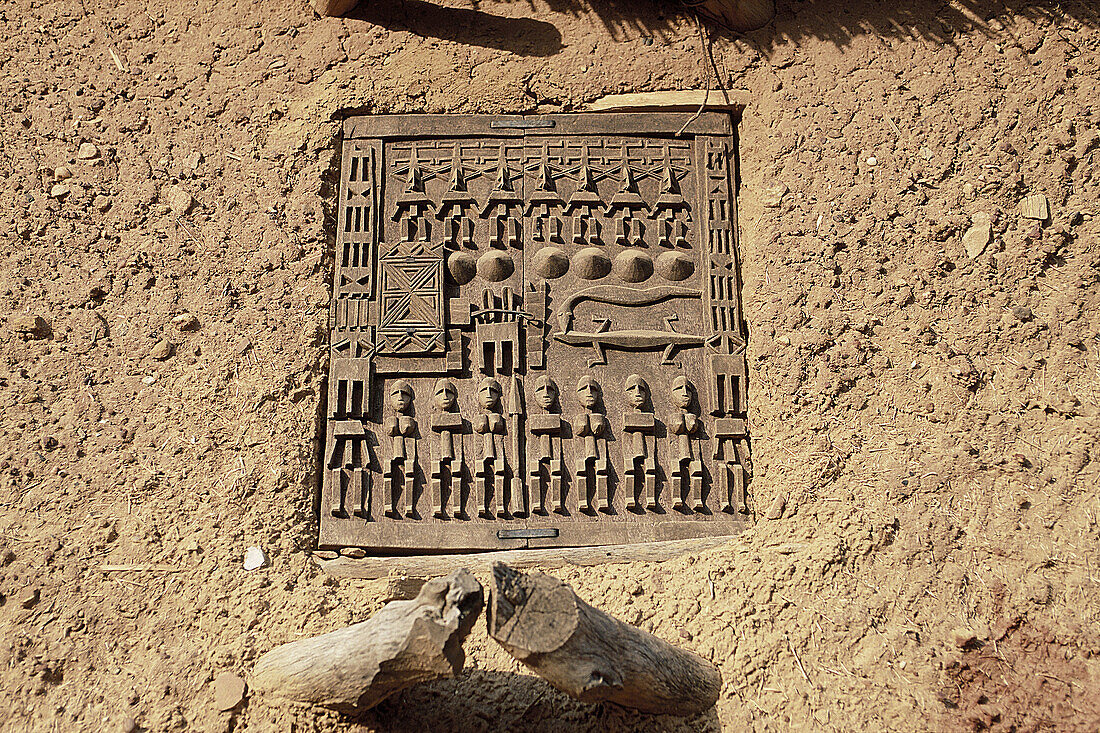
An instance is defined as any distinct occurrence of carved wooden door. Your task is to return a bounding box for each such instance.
[321,114,750,553]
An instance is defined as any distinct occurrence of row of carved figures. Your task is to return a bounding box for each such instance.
[327,375,749,519]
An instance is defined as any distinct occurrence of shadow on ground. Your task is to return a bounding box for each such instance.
[340,0,1100,57]
[352,669,721,732]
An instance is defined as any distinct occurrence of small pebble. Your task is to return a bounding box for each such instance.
[950,627,978,649]
[212,671,247,711]
[49,183,71,199]
[93,195,112,212]
[18,587,40,609]
[141,375,157,386]
[963,213,993,259]
[340,547,367,559]
[54,166,73,181]
[165,185,195,216]
[149,339,174,361]
[120,716,138,733]
[866,156,878,166]
[766,495,786,520]
[243,546,268,571]
[77,142,100,160]
[172,314,200,331]
[10,313,51,339]
[1011,306,1033,322]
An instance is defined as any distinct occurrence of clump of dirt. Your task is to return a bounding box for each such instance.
[2,0,1099,731]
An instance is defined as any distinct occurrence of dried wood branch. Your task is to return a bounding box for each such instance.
[487,562,721,716]
[251,568,483,711]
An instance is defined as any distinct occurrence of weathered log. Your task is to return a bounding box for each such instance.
[487,562,721,716]
[251,568,483,711]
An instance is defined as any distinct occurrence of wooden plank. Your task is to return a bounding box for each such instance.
[588,90,750,114]
[313,534,739,579]
[319,514,746,552]
[342,112,733,140]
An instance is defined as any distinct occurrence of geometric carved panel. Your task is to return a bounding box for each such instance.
[321,113,751,553]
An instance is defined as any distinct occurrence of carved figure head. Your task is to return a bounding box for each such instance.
[390,379,413,413]
[478,377,502,411]
[534,375,559,411]
[624,374,649,410]
[434,378,458,411]
[576,375,601,410]
[670,376,695,411]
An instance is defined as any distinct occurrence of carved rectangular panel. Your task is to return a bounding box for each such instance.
[320,114,750,553]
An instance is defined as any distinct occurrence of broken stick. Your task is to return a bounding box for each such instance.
[251,568,483,711]
[487,562,721,716]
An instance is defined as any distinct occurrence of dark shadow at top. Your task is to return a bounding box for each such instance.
[342,0,1099,58]
[712,0,1099,52]
[346,0,566,56]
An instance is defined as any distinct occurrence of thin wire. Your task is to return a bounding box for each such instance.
[676,15,713,136]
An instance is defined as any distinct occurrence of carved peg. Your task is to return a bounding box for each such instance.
[529,376,565,515]
[669,377,705,512]
[572,376,610,514]
[430,378,465,518]
[622,375,657,512]
[474,377,507,519]
[383,380,417,518]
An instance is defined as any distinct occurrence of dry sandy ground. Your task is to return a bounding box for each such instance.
[1,0,1099,730]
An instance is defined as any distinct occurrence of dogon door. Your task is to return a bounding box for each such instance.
[320,113,751,552]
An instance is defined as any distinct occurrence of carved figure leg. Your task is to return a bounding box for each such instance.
[432,460,446,518]
[644,458,657,511]
[404,463,416,517]
[596,457,610,512]
[730,462,746,514]
[672,460,689,511]
[385,460,401,518]
[350,467,368,518]
[479,459,497,519]
[624,458,640,511]
[550,456,564,514]
[576,458,593,514]
[690,459,705,512]
[329,468,346,517]
[452,459,465,517]
[529,460,545,515]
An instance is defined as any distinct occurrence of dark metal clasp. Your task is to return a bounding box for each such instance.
[490,119,555,129]
[497,528,560,540]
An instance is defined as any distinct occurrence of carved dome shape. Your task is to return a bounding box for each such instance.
[476,250,515,282]
[572,247,612,280]
[655,251,695,282]
[447,251,477,285]
[613,250,653,283]
[533,247,569,279]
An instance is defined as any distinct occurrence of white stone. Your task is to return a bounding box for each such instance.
[244,546,268,571]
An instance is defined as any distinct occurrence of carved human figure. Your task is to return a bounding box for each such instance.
[429,378,465,518]
[571,376,610,513]
[383,380,417,518]
[669,376,705,512]
[622,374,657,511]
[528,375,565,515]
[474,377,507,518]
[327,421,369,518]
